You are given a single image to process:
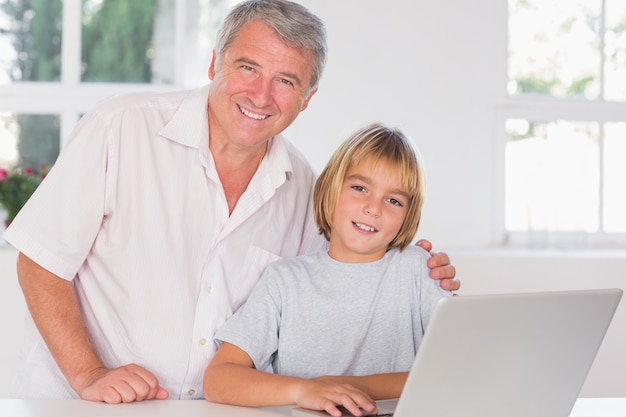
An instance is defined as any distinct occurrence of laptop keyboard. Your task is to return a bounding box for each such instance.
[333,406,394,417]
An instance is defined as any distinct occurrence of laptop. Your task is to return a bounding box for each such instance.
[292,288,623,417]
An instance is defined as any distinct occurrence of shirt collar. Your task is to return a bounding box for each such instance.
[264,134,294,185]
[157,84,211,149]
[158,83,295,180]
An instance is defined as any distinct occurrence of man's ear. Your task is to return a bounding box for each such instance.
[300,88,318,112]
[208,50,217,80]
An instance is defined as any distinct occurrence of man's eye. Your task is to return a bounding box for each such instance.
[279,78,294,87]
[241,65,254,71]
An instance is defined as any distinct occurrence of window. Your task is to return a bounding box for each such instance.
[0,0,237,171]
[502,0,626,248]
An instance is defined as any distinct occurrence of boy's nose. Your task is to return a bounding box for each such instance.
[365,203,381,217]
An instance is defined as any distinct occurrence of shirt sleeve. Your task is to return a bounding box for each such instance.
[417,249,454,331]
[213,268,283,372]
[3,110,112,280]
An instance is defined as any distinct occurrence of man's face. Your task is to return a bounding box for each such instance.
[207,20,317,151]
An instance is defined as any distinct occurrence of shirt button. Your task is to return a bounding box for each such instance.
[200,338,207,345]
[188,389,196,396]
[206,285,213,294]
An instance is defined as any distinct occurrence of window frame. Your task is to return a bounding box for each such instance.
[0,0,190,148]
[496,97,626,249]
[499,0,626,249]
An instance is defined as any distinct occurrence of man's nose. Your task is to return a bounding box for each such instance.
[249,77,273,107]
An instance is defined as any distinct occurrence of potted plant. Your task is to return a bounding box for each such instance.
[0,165,49,226]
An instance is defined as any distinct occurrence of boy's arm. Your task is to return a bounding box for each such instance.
[203,342,378,417]
[312,373,408,400]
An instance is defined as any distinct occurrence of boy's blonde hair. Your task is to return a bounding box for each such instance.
[314,123,425,251]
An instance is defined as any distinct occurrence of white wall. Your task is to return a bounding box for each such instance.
[1,0,624,399]
[290,0,506,249]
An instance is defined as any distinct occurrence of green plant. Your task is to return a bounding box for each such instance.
[0,165,49,225]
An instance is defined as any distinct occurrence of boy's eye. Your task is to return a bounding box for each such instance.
[351,185,366,192]
[389,198,404,207]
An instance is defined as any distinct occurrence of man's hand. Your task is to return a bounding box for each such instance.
[416,239,460,292]
[76,364,169,403]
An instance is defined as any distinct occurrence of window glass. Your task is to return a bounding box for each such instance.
[508,0,601,99]
[505,119,600,233]
[507,0,626,246]
[0,0,63,83]
[604,0,626,101]
[0,113,60,170]
[603,123,626,232]
[0,112,18,167]
[81,0,174,83]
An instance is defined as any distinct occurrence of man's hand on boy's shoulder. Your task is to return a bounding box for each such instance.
[416,239,460,292]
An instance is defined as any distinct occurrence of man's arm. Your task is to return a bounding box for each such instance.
[16,252,168,403]
[416,239,460,291]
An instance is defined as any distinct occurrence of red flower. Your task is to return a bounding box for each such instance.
[1,165,51,224]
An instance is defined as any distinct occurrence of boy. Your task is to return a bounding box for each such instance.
[203,123,452,416]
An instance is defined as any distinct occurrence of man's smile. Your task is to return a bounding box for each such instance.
[238,104,270,120]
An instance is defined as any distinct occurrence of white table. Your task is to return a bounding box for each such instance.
[567,398,625,417]
[1,397,624,417]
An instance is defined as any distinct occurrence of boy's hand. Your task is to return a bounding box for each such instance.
[294,379,377,417]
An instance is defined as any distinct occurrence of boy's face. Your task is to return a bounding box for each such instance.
[328,158,410,263]
[207,20,317,152]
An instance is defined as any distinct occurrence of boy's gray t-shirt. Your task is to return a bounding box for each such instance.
[213,246,452,378]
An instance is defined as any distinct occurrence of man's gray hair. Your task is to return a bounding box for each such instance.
[215,0,327,90]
